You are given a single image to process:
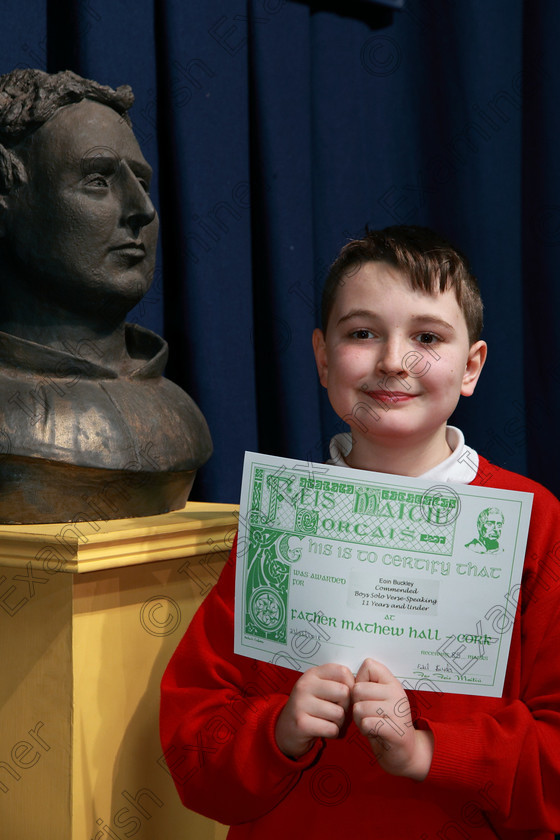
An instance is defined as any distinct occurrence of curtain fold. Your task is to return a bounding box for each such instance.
[0,0,557,502]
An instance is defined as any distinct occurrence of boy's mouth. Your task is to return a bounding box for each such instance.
[365,390,417,404]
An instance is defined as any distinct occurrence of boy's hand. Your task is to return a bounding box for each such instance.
[275,663,354,759]
[352,658,434,780]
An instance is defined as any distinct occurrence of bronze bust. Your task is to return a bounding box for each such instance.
[0,69,212,523]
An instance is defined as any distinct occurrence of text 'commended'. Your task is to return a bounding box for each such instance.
[234,453,533,696]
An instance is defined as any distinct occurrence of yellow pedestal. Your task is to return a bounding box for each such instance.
[0,502,238,839]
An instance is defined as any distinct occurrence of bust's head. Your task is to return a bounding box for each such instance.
[0,69,158,326]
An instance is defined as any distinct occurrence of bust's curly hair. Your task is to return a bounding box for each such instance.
[0,68,134,192]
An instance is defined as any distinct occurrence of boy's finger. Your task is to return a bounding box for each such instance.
[355,658,395,685]
[352,680,390,704]
[314,662,355,689]
[311,677,352,708]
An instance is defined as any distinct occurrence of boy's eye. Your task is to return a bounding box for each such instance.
[350,329,375,340]
[415,332,441,345]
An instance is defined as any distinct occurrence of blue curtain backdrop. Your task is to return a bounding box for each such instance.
[1,0,559,503]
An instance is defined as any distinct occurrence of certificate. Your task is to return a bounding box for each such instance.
[234,452,533,697]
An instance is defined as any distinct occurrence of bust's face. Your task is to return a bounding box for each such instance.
[1,98,159,320]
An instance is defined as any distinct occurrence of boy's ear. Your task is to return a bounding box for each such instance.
[312,328,328,388]
[461,340,487,397]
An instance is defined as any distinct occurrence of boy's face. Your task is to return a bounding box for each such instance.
[312,261,486,457]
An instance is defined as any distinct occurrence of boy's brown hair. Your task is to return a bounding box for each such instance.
[321,225,483,345]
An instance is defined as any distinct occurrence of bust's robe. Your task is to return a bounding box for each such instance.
[0,324,212,523]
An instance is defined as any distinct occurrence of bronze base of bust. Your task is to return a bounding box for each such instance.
[0,454,197,524]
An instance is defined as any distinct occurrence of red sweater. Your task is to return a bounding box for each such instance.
[160,457,560,839]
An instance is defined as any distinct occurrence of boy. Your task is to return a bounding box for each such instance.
[160,226,560,839]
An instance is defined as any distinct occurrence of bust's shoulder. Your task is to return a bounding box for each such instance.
[0,326,211,473]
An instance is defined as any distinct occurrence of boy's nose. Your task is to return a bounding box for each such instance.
[377,337,406,375]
